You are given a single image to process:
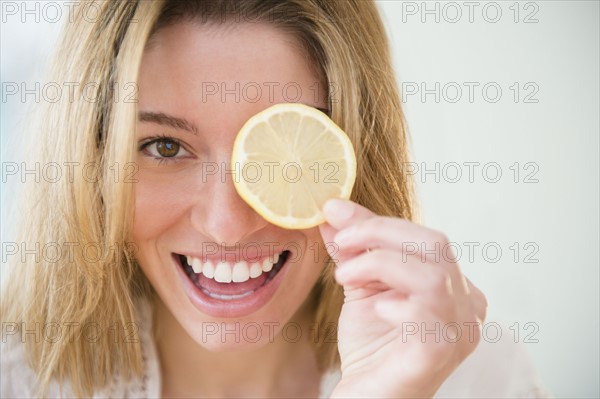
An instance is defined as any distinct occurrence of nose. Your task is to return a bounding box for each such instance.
[189,160,268,244]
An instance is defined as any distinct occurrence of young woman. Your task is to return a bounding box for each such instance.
[1,1,547,397]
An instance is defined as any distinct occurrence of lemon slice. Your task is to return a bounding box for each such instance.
[232,103,356,229]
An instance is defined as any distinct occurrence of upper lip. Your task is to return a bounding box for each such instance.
[175,247,289,264]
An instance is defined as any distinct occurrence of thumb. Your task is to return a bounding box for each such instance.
[318,199,376,263]
[322,199,376,230]
[318,222,338,258]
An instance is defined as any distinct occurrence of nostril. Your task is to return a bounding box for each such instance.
[188,196,269,244]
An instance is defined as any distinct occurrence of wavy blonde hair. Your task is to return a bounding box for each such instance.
[0,0,415,397]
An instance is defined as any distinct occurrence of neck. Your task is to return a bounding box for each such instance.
[154,300,321,398]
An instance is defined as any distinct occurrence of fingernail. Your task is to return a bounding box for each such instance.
[323,199,354,221]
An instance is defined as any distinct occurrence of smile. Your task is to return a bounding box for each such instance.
[180,251,290,284]
[172,250,292,317]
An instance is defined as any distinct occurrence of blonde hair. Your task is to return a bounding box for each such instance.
[0,1,415,397]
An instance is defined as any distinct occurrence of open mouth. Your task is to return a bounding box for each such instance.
[174,250,291,301]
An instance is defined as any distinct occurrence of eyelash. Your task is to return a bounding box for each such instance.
[138,134,191,165]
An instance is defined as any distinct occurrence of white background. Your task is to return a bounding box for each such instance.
[1,1,599,397]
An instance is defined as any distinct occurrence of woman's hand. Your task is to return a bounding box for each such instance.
[319,199,487,398]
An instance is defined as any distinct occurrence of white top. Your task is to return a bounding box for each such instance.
[1,301,551,398]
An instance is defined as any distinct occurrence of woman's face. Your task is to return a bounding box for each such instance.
[133,21,329,350]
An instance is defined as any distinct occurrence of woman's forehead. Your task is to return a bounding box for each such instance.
[138,21,327,114]
[143,21,312,75]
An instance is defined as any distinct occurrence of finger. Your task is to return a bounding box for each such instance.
[333,217,454,262]
[332,218,470,297]
[335,249,454,299]
[318,222,338,256]
[465,277,488,322]
[318,221,337,243]
[341,282,402,303]
[374,299,439,334]
[318,222,364,264]
[336,247,469,301]
[322,199,376,231]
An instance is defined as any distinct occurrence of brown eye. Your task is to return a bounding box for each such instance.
[156,140,180,157]
[139,136,191,162]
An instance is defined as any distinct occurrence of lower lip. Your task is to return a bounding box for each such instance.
[172,253,292,318]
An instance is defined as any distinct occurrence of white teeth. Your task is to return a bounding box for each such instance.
[202,288,254,300]
[191,258,202,274]
[232,261,250,283]
[202,260,215,279]
[249,262,263,278]
[262,257,273,272]
[184,252,286,282]
[214,261,232,283]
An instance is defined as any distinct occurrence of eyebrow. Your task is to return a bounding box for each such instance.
[138,111,199,135]
[138,106,331,134]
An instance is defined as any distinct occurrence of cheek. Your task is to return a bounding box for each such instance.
[132,175,187,240]
[292,228,329,288]
[303,227,329,266]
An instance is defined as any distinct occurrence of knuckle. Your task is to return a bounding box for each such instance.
[480,292,489,312]
[362,216,386,232]
[427,335,456,360]
[477,294,489,322]
[402,303,426,324]
[427,270,452,294]
[367,248,384,261]
[427,230,450,246]
[468,321,482,348]
[466,315,483,345]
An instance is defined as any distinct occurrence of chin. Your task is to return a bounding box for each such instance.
[137,235,327,351]
[182,318,286,352]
